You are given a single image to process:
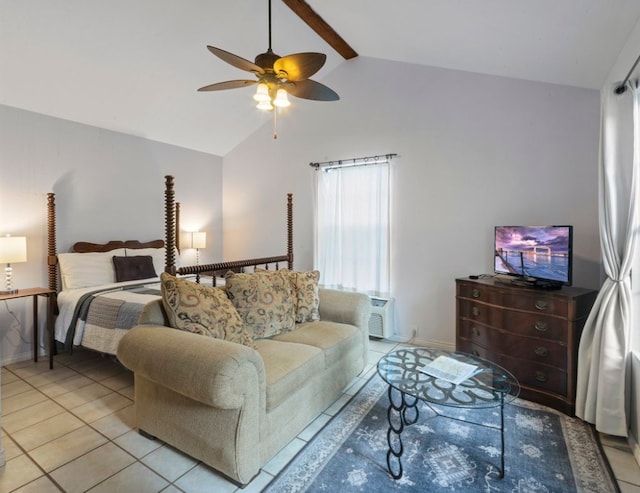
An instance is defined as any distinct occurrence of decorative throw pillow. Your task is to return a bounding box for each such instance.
[289,270,321,323]
[257,269,321,323]
[160,272,255,348]
[113,255,157,282]
[126,247,167,276]
[225,270,296,339]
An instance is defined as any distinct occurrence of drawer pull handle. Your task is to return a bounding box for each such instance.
[472,306,479,317]
[535,371,548,383]
[471,326,480,337]
[472,289,480,299]
[535,300,549,311]
[534,321,548,332]
[534,346,549,357]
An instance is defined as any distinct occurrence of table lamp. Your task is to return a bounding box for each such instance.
[186,231,206,283]
[0,235,27,294]
[187,231,206,266]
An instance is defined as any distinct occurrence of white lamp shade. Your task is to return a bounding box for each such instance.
[273,88,290,108]
[0,236,27,263]
[253,82,270,102]
[189,232,206,249]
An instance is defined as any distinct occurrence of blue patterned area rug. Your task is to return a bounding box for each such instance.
[264,373,619,493]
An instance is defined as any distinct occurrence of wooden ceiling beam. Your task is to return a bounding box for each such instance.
[282,0,358,60]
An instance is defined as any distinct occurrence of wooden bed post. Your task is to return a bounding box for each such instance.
[287,193,293,270]
[175,202,181,254]
[164,175,177,275]
[47,193,58,292]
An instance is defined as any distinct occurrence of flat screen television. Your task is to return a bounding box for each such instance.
[494,225,573,288]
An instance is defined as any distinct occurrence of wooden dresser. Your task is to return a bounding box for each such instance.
[455,277,597,415]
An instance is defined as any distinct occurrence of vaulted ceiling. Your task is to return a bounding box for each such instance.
[2,1,639,156]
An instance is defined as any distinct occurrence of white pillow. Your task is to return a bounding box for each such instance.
[58,249,126,290]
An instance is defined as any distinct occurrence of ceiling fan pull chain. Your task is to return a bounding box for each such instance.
[273,107,278,140]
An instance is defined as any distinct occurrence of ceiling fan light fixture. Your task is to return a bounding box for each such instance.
[253,82,271,102]
[256,99,274,111]
[273,88,290,108]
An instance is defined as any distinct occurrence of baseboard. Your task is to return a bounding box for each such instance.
[410,337,455,352]
[1,349,37,367]
[386,334,411,343]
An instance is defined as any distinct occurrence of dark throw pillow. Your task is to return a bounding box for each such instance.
[112,255,157,282]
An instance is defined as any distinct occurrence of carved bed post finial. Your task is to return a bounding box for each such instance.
[287,193,293,270]
[164,175,177,275]
[47,193,58,292]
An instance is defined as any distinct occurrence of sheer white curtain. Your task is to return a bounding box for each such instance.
[314,163,390,296]
[576,80,639,436]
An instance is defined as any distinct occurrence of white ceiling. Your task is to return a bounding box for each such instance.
[2,0,639,156]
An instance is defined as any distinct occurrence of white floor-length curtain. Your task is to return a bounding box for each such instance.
[576,80,639,436]
[314,163,390,296]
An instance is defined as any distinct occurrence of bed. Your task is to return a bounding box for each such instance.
[46,175,293,363]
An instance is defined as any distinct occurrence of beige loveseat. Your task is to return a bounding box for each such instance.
[117,281,370,486]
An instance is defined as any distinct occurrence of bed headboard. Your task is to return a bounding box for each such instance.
[72,240,164,253]
[46,193,166,293]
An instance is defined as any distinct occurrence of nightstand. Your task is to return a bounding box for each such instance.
[0,287,56,369]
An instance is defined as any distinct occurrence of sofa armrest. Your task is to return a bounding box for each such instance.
[117,325,265,409]
[139,299,169,326]
[318,288,371,332]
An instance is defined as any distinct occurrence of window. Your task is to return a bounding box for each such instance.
[314,158,391,296]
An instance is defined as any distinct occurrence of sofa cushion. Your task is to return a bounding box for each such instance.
[254,339,323,411]
[273,321,360,369]
[160,272,255,348]
[225,270,296,339]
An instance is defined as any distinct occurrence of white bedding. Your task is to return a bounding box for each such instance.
[55,277,161,348]
[54,274,216,353]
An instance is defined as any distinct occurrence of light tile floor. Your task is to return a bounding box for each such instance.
[0,339,638,492]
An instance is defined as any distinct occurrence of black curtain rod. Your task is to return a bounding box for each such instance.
[309,153,397,169]
[615,54,640,94]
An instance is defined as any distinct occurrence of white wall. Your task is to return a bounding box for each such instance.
[0,104,223,364]
[223,56,601,348]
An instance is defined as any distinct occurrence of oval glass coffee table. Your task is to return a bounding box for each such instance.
[377,347,520,480]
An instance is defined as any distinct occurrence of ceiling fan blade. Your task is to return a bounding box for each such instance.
[273,52,326,81]
[206,46,264,75]
[287,79,339,101]
[197,80,257,92]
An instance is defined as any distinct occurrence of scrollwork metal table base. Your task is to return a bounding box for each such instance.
[377,348,519,481]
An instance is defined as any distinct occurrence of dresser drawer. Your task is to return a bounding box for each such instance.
[455,342,567,396]
[458,300,502,326]
[458,320,566,368]
[502,293,568,316]
[502,310,567,340]
[457,282,502,305]
[496,353,567,396]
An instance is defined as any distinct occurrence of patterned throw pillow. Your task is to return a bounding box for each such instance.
[160,272,255,348]
[225,270,296,339]
[254,269,321,323]
[288,270,321,323]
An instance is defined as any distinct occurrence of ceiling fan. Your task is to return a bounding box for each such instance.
[198,0,339,111]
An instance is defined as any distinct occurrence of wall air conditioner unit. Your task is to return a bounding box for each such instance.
[369,297,395,339]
